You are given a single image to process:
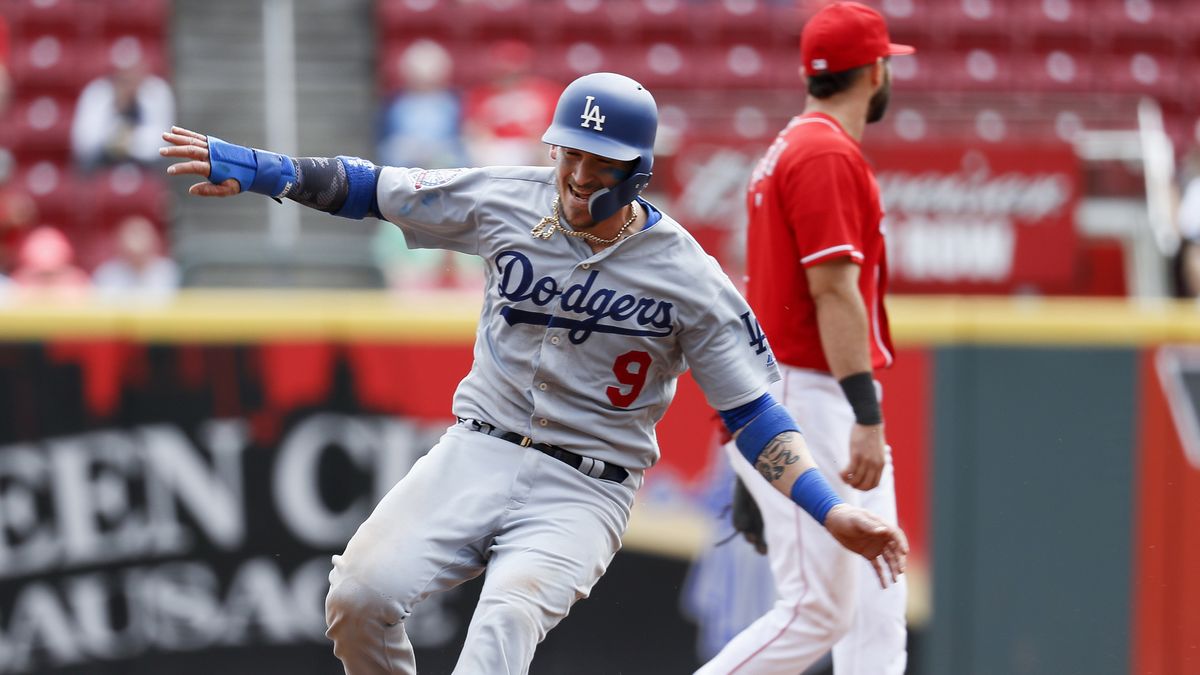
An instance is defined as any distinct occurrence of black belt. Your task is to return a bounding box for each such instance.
[456,417,630,484]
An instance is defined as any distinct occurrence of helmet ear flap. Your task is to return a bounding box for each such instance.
[587,170,653,223]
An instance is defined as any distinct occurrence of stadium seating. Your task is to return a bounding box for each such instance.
[369,0,1198,149]
[1,0,173,273]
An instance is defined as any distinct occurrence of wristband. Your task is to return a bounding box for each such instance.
[838,371,882,425]
[207,136,296,199]
[790,467,844,525]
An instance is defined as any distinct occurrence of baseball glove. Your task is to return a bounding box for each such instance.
[731,477,768,555]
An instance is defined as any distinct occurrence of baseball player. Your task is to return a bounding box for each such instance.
[160,71,907,675]
[698,4,914,674]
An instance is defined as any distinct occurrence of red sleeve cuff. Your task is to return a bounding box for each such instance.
[800,244,864,267]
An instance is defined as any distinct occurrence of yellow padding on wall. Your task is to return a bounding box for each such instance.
[0,291,1198,345]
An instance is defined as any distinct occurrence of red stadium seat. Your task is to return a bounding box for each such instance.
[764,1,803,47]
[1182,2,1200,49]
[7,95,73,166]
[1091,0,1181,44]
[971,107,1009,142]
[96,0,169,40]
[873,0,933,44]
[942,46,1015,91]
[535,42,614,86]
[630,0,695,42]
[711,43,777,90]
[7,34,103,97]
[1098,49,1182,100]
[380,36,508,91]
[886,50,936,93]
[617,41,713,91]
[928,0,1014,41]
[89,165,169,229]
[15,161,85,232]
[99,35,170,78]
[8,0,102,39]
[455,0,535,42]
[376,0,467,40]
[1018,47,1096,93]
[1011,0,1094,45]
[543,0,633,46]
[692,0,774,42]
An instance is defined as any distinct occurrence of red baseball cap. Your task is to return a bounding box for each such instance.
[801,2,915,75]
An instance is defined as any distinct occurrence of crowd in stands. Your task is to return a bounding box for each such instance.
[373,36,559,292]
[373,0,1200,298]
[0,0,177,300]
[2,0,1199,299]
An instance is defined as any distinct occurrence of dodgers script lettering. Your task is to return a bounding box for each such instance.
[494,251,674,344]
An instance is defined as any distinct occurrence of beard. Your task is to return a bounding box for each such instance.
[866,78,891,124]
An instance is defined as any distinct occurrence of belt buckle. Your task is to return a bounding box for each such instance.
[519,436,533,447]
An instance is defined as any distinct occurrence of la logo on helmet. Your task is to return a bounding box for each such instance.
[580,95,606,131]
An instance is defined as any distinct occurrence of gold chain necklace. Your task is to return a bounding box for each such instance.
[531,196,638,246]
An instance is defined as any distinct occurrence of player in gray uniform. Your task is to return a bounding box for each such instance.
[160,72,907,675]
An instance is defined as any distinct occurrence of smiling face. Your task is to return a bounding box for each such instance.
[552,146,637,230]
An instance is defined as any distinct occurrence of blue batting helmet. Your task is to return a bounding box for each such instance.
[542,72,657,223]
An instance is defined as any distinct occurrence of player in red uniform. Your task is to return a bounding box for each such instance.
[699,3,914,674]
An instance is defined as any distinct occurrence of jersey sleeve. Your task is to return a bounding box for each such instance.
[679,259,781,411]
[780,152,870,268]
[375,166,484,255]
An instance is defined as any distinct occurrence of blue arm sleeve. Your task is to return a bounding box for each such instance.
[719,393,843,525]
[719,393,800,465]
[333,156,380,220]
[717,392,774,432]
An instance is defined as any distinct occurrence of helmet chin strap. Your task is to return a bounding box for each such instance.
[587,187,615,222]
[587,172,653,223]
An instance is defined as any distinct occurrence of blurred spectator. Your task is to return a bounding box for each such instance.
[378,39,467,169]
[0,59,13,176]
[0,11,9,65]
[461,40,559,167]
[0,159,37,273]
[10,225,90,299]
[70,37,175,172]
[0,60,11,116]
[1176,148,1200,298]
[93,214,178,301]
[372,223,485,293]
[375,40,484,293]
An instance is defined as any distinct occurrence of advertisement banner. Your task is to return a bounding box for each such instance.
[868,143,1082,293]
[0,340,715,674]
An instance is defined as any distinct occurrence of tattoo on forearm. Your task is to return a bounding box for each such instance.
[755,433,802,484]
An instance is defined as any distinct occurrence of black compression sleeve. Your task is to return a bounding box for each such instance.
[282,158,384,218]
[284,157,346,213]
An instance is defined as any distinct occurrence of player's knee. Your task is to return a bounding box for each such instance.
[325,571,404,636]
[473,595,549,643]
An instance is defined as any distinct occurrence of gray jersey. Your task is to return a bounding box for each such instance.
[376,165,780,472]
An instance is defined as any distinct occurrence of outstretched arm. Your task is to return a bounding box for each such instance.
[722,394,908,587]
[160,126,382,218]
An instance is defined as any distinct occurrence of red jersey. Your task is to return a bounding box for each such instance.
[744,112,893,373]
